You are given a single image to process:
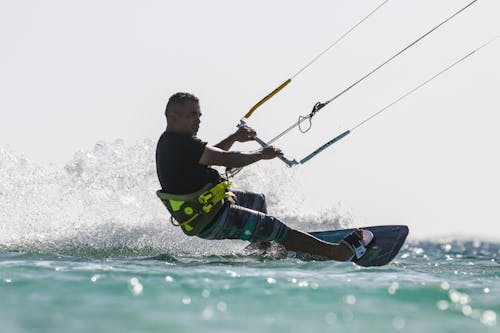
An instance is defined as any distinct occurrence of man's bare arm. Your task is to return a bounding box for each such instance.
[199,145,282,168]
[214,134,238,151]
[214,125,257,151]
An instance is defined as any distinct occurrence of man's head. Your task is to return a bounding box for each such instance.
[165,92,202,135]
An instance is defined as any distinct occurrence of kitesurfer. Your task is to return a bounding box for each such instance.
[155,92,370,261]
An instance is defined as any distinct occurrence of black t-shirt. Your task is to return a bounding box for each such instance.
[155,131,222,194]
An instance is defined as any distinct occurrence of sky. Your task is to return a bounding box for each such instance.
[1,0,499,240]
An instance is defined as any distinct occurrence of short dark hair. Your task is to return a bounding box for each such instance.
[165,92,199,117]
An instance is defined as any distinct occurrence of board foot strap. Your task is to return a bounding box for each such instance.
[341,229,374,261]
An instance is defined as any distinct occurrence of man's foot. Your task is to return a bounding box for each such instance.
[340,228,374,261]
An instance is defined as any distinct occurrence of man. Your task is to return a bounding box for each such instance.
[156,92,371,262]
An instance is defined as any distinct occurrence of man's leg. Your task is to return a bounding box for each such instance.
[231,190,273,251]
[199,202,356,262]
[229,190,356,261]
[280,229,354,261]
[232,190,267,213]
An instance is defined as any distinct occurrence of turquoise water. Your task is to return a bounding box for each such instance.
[1,241,499,333]
[1,142,499,332]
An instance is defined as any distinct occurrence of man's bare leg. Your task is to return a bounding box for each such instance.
[280,229,356,261]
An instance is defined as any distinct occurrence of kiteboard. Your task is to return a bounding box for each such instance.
[309,225,409,266]
[244,225,408,267]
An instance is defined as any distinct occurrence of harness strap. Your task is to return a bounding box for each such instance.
[157,181,234,235]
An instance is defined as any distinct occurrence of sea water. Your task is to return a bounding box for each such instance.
[1,140,499,333]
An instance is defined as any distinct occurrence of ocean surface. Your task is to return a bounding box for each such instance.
[1,141,499,333]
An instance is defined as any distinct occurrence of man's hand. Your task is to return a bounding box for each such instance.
[233,125,257,142]
[259,146,283,160]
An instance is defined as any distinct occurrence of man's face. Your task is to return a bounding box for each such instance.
[171,101,202,135]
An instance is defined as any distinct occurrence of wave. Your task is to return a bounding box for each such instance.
[0,140,351,257]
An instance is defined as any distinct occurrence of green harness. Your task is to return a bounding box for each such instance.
[156,181,235,236]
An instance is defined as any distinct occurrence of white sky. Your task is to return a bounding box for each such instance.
[1,0,499,240]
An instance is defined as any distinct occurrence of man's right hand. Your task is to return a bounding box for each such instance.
[259,146,283,160]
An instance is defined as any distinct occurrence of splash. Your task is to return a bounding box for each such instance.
[0,140,350,257]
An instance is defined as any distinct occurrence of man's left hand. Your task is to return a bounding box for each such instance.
[233,125,257,142]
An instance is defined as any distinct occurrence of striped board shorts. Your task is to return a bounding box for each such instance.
[197,190,289,243]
